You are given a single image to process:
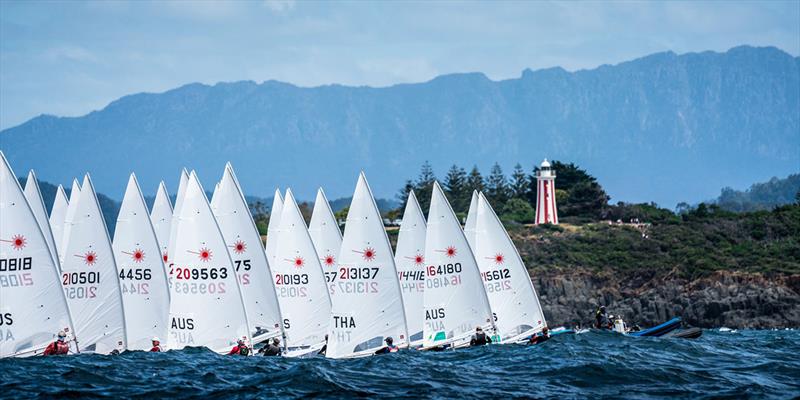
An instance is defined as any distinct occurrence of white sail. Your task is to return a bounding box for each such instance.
[59,179,82,263]
[210,181,220,209]
[149,181,172,265]
[264,189,283,264]
[61,174,127,354]
[165,169,189,266]
[166,171,251,353]
[23,170,59,266]
[272,189,331,357]
[113,174,171,351]
[48,185,69,268]
[464,190,479,250]
[394,190,427,346]
[475,193,545,342]
[308,188,341,295]
[326,173,408,358]
[0,152,76,357]
[212,163,283,343]
[422,182,494,349]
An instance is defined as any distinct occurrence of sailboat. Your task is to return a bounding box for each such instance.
[113,174,171,351]
[422,182,494,349]
[394,190,427,347]
[58,179,82,263]
[325,173,408,358]
[463,190,479,250]
[272,189,331,357]
[23,170,60,267]
[165,169,189,267]
[0,153,76,357]
[150,181,172,266]
[60,174,127,354]
[474,192,546,343]
[264,189,283,265]
[211,163,283,343]
[308,188,341,295]
[166,171,251,353]
[48,184,69,269]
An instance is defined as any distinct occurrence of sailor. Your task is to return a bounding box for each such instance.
[228,338,251,356]
[43,331,70,356]
[595,306,612,329]
[317,334,328,355]
[260,337,282,356]
[374,337,399,355]
[150,337,164,352]
[469,326,492,346]
[528,327,550,345]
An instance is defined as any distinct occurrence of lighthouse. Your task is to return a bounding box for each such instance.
[534,159,558,225]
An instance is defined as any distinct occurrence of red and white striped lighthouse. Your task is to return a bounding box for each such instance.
[534,159,558,225]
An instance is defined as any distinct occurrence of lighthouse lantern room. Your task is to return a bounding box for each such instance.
[535,158,558,225]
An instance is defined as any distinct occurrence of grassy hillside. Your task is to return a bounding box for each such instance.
[511,204,800,278]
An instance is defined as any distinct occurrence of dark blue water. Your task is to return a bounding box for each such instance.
[2,330,798,399]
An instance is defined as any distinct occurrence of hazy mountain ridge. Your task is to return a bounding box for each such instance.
[2,45,798,207]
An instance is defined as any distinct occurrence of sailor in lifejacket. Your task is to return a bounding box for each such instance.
[228,338,251,356]
[150,337,163,352]
[528,326,551,345]
[374,337,399,355]
[259,337,282,357]
[317,334,328,355]
[43,331,70,356]
[469,326,492,346]
[595,306,612,329]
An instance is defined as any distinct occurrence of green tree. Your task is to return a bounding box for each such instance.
[561,180,609,219]
[443,164,468,213]
[414,161,436,212]
[485,163,510,208]
[396,179,415,210]
[510,163,528,200]
[466,165,484,194]
[501,198,535,223]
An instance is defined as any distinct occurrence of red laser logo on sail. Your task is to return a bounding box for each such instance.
[1,234,27,250]
[287,256,305,269]
[322,254,336,266]
[406,254,425,266]
[122,248,145,263]
[436,246,457,258]
[162,252,168,262]
[231,240,246,254]
[188,247,213,262]
[486,253,504,265]
[76,251,97,266]
[353,247,376,262]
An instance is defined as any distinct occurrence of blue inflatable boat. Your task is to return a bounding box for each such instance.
[627,317,682,337]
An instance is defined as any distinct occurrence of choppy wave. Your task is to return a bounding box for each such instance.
[2,330,798,399]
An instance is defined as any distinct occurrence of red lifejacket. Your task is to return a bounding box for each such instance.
[43,340,69,356]
[388,345,399,353]
[150,345,163,352]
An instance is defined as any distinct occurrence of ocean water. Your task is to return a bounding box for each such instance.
[1,330,798,399]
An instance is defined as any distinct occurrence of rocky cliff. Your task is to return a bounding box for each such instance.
[534,270,800,329]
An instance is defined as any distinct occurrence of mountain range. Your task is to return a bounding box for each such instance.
[1,45,798,208]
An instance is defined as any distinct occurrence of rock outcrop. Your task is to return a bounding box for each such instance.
[533,270,800,329]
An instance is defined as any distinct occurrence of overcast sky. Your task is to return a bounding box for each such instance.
[1,0,798,129]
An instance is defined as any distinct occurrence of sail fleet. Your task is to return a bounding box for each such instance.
[0,151,547,358]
